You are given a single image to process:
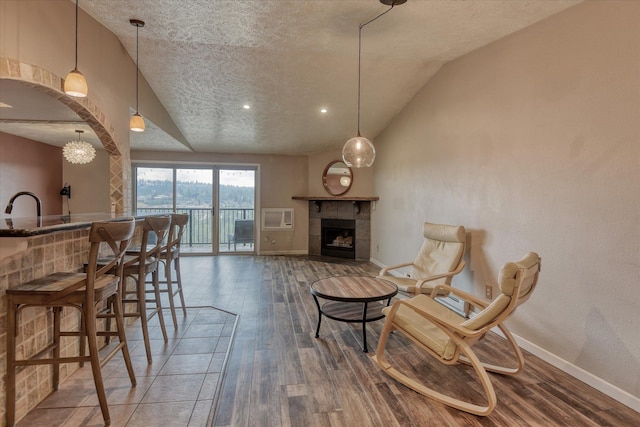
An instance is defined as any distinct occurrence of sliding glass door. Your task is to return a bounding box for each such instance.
[134,165,255,254]
[218,169,255,253]
[176,168,213,253]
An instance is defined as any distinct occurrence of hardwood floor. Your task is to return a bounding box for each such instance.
[178,255,640,427]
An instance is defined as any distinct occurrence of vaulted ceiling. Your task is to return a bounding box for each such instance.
[1,0,581,154]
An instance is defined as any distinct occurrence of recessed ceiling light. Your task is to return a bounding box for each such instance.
[243,104,251,109]
[320,108,327,113]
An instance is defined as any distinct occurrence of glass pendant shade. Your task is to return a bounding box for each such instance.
[64,68,88,97]
[130,19,145,132]
[65,0,87,98]
[63,135,95,164]
[342,135,376,168]
[130,112,145,132]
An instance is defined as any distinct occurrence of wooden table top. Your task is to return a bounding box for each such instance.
[311,276,398,303]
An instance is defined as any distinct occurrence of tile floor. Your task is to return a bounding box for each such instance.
[16,306,238,427]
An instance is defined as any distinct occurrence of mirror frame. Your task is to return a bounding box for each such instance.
[322,160,353,196]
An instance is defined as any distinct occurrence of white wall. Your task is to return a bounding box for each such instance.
[372,1,640,403]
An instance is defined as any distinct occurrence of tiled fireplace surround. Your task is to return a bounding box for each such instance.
[307,200,371,261]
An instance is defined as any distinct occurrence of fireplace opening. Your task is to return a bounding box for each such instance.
[321,219,355,259]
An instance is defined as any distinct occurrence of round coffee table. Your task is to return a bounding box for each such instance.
[311,276,398,352]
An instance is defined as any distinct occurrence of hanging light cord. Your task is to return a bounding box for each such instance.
[74,0,79,69]
[356,4,395,136]
[135,23,140,113]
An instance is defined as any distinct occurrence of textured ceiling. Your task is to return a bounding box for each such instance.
[2,0,582,154]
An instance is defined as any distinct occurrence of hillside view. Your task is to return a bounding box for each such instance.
[136,180,254,208]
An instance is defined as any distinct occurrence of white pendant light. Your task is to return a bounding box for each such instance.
[130,19,145,132]
[64,0,88,97]
[342,0,406,168]
[63,130,96,164]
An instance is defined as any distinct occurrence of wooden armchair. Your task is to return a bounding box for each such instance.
[372,252,541,416]
[377,221,466,295]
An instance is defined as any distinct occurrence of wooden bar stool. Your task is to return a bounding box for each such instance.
[5,219,137,427]
[153,213,188,327]
[120,215,171,363]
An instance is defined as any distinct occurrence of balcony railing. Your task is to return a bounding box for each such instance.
[136,207,254,250]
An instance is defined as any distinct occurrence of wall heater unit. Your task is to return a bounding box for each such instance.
[262,208,294,230]
[435,293,470,317]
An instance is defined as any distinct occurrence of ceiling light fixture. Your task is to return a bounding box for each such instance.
[342,0,406,168]
[63,130,96,164]
[243,104,251,109]
[130,19,145,132]
[64,0,88,97]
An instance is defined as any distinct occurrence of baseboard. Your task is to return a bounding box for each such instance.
[512,334,640,413]
[369,257,385,269]
[259,249,308,256]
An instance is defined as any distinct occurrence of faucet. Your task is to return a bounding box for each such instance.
[5,191,42,217]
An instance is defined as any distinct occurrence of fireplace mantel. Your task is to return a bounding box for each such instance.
[292,196,379,201]
[292,196,378,214]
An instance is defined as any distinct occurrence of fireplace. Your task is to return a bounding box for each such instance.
[297,198,375,261]
[321,219,355,259]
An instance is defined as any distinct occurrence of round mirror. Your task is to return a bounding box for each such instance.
[322,160,353,196]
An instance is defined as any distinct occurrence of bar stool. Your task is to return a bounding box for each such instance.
[5,219,137,427]
[154,213,188,326]
[120,215,171,363]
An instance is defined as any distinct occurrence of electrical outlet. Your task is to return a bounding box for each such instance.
[485,285,493,300]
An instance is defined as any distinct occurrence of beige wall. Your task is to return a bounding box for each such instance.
[62,149,111,214]
[0,132,62,217]
[132,150,309,254]
[307,148,375,197]
[372,1,640,403]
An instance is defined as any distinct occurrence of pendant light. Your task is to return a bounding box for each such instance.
[63,130,96,164]
[64,0,88,97]
[342,0,406,168]
[130,19,145,132]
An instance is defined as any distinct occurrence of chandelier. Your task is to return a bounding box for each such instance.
[63,130,96,164]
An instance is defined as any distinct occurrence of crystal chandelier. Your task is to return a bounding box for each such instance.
[63,130,96,164]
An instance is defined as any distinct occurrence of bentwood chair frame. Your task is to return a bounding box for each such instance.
[5,219,137,427]
[372,252,541,416]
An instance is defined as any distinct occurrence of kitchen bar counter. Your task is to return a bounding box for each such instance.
[0,212,134,237]
[0,212,151,421]
[0,213,151,261]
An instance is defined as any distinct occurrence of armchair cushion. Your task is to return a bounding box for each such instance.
[383,294,465,360]
[378,221,467,295]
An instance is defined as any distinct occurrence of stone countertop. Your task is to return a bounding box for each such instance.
[0,213,136,237]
